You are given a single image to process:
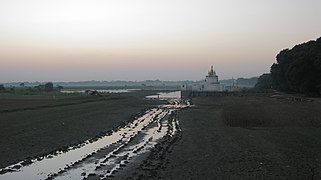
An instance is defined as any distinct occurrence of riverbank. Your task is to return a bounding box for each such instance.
[132,94,321,179]
[2,92,321,179]
[0,91,163,169]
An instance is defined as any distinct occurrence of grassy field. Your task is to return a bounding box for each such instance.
[0,90,163,168]
[149,94,321,179]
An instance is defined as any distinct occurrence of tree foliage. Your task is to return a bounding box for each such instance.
[0,84,5,91]
[254,73,272,90]
[270,37,321,95]
[44,82,54,92]
[57,85,63,91]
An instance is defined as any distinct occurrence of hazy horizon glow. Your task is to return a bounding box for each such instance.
[1,0,321,82]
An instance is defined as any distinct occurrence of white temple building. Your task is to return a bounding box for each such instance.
[181,66,225,92]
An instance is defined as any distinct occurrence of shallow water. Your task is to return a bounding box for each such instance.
[145,91,181,100]
[61,89,138,94]
[0,92,189,180]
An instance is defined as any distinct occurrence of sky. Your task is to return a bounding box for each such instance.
[0,0,320,82]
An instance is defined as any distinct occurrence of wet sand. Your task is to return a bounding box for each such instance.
[0,91,163,169]
[0,99,190,179]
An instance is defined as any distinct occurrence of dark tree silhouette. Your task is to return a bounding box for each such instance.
[0,84,5,91]
[57,85,63,91]
[269,37,321,95]
[44,82,54,92]
[255,73,272,90]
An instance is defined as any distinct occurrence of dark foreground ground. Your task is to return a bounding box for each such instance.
[0,91,163,169]
[131,94,321,180]
[2,92,321,180]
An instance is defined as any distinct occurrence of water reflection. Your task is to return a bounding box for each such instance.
[61,89,139,94]
[0,93,190,180]
[145,91,181,100]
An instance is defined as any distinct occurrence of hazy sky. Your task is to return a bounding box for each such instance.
[0,0,320,82]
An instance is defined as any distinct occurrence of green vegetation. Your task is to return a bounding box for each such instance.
[256,37,321,95]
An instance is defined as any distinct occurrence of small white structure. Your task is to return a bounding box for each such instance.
[181,66,225,92]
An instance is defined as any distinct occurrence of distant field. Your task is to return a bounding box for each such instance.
[0,94,99,113]
[0,90,163,168]
[222,94,321,127]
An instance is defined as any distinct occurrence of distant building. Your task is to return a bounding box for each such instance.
[224,78,240,92]
[181,66,225,92]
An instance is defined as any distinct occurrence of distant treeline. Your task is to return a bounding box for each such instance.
[256,37,321,96]
[2,80,195,88]
[2,78,258,89]
[220,77,258,88]
[0,82,63,94]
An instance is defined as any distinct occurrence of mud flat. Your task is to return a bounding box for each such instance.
[0,91,163,169]
[129,94,321,179]
[0,90,191,179]
[3,92,321,179]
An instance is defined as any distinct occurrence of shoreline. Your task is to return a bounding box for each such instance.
[0,91,164,169]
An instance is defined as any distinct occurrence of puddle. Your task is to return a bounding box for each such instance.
[61,89,139,94]
[0,93,190,180]
[146,91,181,100]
